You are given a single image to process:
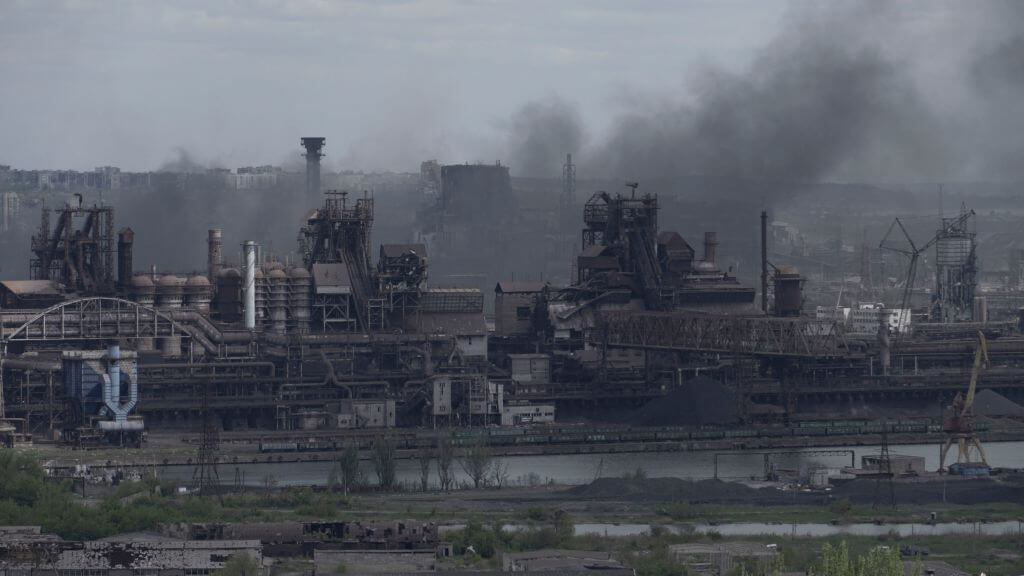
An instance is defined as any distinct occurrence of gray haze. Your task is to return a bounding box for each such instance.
[506,2,1024,190]
[0,0,785,172]
[3,1,1023,184]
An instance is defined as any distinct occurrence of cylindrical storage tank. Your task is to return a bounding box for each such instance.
[254,266,267,326]
[936,237,972,266]
[974,296,988,325]
[155,276,184,356]
[131,274,156,307]
[161,334,182,358]
[185,274,212,313]
[289,266,312,332]
[268,268,288,333]
[156,274,184,310]
[773,266,803,317]
[243,241,258,330]
[130,274,156,351]
[217,267,242,323]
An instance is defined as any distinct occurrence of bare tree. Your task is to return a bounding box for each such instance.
[338,441,362,495]
[459,436,493,489]
[371,434,397,490]
[437,433,455,491]
[490,459,510,489]
[418,446,433,492]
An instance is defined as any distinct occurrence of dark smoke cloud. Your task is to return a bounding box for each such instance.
[505,2,1024,194]
[966,4,1024,180]
[584,4,947,194]
[157,147,209,173]
[107,148,312,273]
[505,97,585,178]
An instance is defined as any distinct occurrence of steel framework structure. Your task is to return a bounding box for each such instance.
[1,297,197,348]
[597,311,851,359]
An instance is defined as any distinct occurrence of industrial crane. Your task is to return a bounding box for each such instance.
[939,330,989,472]
[879,209,975,352]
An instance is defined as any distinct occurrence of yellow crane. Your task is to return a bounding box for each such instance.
[939,330,988,472]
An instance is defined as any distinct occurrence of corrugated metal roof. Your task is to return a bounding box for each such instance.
[0,280,62,295]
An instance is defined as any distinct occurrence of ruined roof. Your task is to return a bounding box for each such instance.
[0,539,261,570]
[495,280,546,293]
[0,280,62,295]
[381,243,426,259]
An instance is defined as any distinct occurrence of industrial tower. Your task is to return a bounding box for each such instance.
[301,137,326,198]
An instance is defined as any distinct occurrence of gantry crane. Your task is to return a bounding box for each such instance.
[939,330,988,471]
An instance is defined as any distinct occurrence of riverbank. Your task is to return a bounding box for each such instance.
[29,423,1024,472]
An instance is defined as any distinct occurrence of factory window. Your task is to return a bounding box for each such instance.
[516,306,531,320]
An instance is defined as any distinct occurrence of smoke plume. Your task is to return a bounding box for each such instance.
[505,2,1024,195]
[506,97,585,178]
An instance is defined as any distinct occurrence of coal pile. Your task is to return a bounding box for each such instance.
[566,477,793,505]
[830,475,1024,506]
[625,376,738,427]
[973,389,1024,418]
[564,475,1024,507]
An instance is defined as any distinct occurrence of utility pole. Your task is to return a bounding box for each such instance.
[873,423,897,510]
[192,383,222,502]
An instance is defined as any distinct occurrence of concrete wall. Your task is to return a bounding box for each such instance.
[494,292,535,336]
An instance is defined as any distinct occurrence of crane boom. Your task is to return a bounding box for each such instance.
[879,209,976,354]
[963,330,988,415]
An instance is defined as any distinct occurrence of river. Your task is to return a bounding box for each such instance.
[151,440,1024,488]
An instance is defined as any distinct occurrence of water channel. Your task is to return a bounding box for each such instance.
[151,440,1024,488]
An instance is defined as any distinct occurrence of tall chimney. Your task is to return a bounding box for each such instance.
[703,231,717,264]
[243,241,258,330]
[761,210,769,313]
[117,227,134,291]
[207,228,223,282]
[300,137,326,198]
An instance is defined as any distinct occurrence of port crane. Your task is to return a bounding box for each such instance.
[938,330,988,471]
[879,209,975,353]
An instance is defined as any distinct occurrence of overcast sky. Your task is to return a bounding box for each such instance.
[1,1,1022,180]
[0,0,792,172]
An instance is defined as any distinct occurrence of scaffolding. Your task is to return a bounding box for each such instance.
[300,191,375,331]
[30,203,116,294]
[933,209,977,323]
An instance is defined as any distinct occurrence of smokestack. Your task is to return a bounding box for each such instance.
[703,231,717,264]
[207,228,223,283]
[300,137,326,198]
[117,227,134,291]
[243,241,258,330]
[761,210,768,313]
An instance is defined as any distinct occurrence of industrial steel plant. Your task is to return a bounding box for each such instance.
[0,136,1010,479]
